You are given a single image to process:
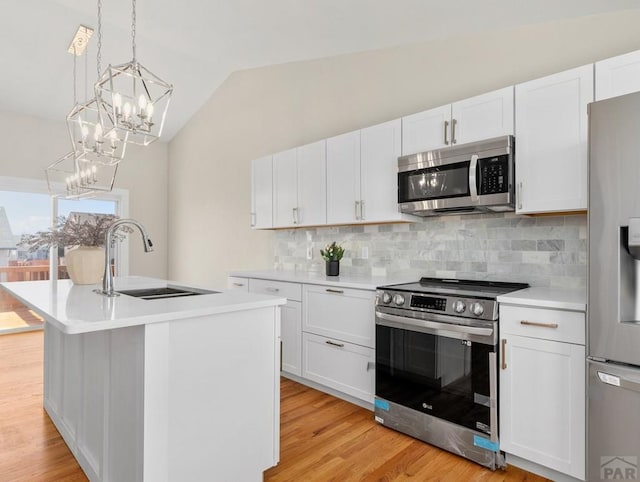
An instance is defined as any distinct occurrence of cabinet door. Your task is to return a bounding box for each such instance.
[401,104,451,155]
[515,64,593,214]
[303,285,375,348]
[360,119,402,222]
[302,332,374,403]
[500,334,585,480]
[326,131,361,225]
[296,140,326,227]
[250,156,273,229]
[596,49,640,101]
[451,86,514,145]
[272,148,297,228]
[281,301,302,376]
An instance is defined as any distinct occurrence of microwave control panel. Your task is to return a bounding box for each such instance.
[478,155,509,195]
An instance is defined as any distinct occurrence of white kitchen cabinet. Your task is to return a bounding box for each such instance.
[326,130,361,225]
[250,156,273,229]
[273,140,326,228]
[401,86,514,155]
[515,64,593,214]
[596,49,640,101]
[302,332,374,403]
[249,278,302,376]
[499,305,585,480]
[303,284,376,348]
[326,119,413,225]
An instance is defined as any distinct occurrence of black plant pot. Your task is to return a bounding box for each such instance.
[326,260,340,276]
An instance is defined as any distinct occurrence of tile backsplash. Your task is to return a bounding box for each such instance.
[274,213,587,288]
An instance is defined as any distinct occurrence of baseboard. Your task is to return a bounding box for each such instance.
[281,372,374,411]
[506,453,584,482]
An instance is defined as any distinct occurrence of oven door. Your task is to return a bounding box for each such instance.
[375,310,498,438]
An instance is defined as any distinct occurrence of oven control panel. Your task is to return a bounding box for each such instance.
[377,290,498,321]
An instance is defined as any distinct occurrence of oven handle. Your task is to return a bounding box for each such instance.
[489,352,498,443]
[375,311,493,337]
[469,154,479,203]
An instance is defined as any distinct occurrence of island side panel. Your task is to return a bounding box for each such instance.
[44,323,145,482]
[142,306,281,482]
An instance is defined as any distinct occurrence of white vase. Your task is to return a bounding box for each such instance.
[65,246,104,285]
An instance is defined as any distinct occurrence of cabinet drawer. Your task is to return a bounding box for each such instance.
[302,332,374,403]
[303,284,375,348]
[500,305,585,345]
[249,279,302,301]
[227,277,249,292]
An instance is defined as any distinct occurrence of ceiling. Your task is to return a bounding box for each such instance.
[1,0,638,141]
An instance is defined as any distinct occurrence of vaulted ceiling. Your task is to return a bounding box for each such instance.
[1,0,638,140]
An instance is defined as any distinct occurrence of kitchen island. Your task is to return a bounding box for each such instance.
[1,276,286,482]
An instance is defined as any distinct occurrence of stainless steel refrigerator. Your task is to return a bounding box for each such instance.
[589,91,640,482]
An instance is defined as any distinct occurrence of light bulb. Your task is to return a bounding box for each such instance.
[138,95,147,110]
[94,123,103,142]
[91,165,98,173]
[81,125,89,139]
[123,102,131,117]
[113,93,122,111]
[147,102,154,119]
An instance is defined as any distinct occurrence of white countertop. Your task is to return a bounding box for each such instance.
[228,269,415,290]
[497,287,586,312]
[0,276,287,335]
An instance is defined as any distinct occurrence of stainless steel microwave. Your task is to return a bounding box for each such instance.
[397,135,515,216]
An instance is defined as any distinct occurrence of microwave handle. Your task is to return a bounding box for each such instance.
[469,154,479,202]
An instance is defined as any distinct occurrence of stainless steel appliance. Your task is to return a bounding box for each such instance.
[375,277,528,469]
[588,92,640,481]
[397,135,515,216]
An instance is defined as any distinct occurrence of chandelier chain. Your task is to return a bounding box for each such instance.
[97,0,103,76]
[72,44,77,105]
[131,0,137,62]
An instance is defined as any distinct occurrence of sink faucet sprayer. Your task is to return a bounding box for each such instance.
[95,219,153,297]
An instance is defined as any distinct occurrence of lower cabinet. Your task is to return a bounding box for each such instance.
[228,276,377,405]
[302,332,374,402]
[499,304,586,480]
[280,301,302,376]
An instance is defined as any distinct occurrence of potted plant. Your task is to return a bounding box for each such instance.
[18,213,129,285]
[320,241,345,276]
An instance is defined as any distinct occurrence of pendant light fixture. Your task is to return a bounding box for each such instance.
[46,26,118,199]
[95,0,173,146]
[66,0,127,166]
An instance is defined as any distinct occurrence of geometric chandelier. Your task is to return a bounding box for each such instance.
[95,0,173,146]
[67,0,127,166]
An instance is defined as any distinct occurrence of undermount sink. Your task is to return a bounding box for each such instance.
[117,286,219,300]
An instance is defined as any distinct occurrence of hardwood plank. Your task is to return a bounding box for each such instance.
[1,331,550,481]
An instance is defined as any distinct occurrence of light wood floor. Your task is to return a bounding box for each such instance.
[0,331,548,481]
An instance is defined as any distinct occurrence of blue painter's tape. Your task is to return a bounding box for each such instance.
[374,398,390,411]
[473,435,499,452]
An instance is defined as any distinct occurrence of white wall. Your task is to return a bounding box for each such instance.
[169,9,640,288]
[0,110,169,278]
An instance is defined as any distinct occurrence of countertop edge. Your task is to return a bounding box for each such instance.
[228,270,414,290]
[497,287,586,312]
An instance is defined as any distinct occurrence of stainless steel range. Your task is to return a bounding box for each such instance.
[374,277,528,470]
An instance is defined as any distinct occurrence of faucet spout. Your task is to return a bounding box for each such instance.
[96,218,153,297]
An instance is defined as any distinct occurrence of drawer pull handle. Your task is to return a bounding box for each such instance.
[501,339,507,370]
[520,320,559,329]
[232,282,245,287]
[266,287,280,293]
[325,340,344,348]
[326,289,344,294]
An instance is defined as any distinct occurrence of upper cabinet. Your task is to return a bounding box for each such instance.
[327,119,411,225]
[273,141,326,228]
[251,156,273,229]
[596,49,640,101]
[401,86,514,155]
[515,64,593,214]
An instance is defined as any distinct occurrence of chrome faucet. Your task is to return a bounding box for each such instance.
[96,219,153,297]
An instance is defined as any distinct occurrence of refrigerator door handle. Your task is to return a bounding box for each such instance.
[598,370,640,393]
